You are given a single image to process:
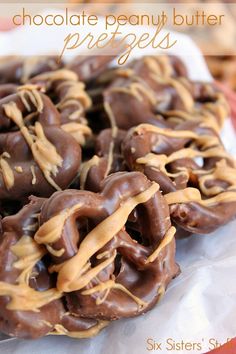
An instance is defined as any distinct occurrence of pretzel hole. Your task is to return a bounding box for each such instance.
[75,217,90,243]
[114,254,122,277]
[194,157,204,168]
[127,228,143,244]
[0,199,22,217]
[196,95,215,104]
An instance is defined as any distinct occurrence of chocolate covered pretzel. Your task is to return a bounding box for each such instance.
[30,69,92,146]
[0,56,60,84]
[104,56,229,132]
[0,85,81,207]
[123,123,236,234]
[35,171,179,321]
[0,197,108,339]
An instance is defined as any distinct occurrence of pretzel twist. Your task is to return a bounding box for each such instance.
[35,172,178,321]
[29,69,92,146]
[104,56,229,132]
[0,85,81,205]
[122,123,236,234]
[0,197,108,339]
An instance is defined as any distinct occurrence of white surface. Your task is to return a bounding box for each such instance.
[0,17,235,354]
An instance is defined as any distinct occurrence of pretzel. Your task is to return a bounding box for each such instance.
[122,123,236,234]
[0,56,60,84]
[34,171,179,321]
[103,56,229,132]
[0,197,108,339]
[30,69,92,146]
[85,56,187,128]
[0,85,81,206]
[79,128,127,191]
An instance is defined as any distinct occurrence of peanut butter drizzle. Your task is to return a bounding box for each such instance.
[0,283,62,312]
[134,123,221,149]
[36,70,92,144]
[137,145,233,177]
[11,235,46,284]
[145,226,176,264]
[57,79,92,110]
[17,85,44,113]
[151,75,194,113]
[14,166,23,173]
[165,110,221,134]
[143,57,172,78]
[61,122,92,146]
[137,153,186,179]
[116,68,134,78]
[81,278,148,308]
[165,188,202,205]
[30,165,36,185]
[0,152,14,190]
[79,155,101,190]
[110,81,157,106]
[34,203,82,245]
[199,159,236,196]
[55,183,159,294]
[0,235,62,311]
[59,99,84,121]
[103,102,119,178]
[96,250,110,260]
[3,100,63,191]
[200,191,236,206]
[50,320,109,339]
[33,69,78,84]
[156,285,166,303]
[165,188,236,206]
[25,123,63,190]
[46,245,65,257]
[34,69,92,122]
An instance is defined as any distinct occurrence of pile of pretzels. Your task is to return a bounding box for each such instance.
[0,54,235,340]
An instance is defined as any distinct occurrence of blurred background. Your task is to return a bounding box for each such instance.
[0,0,235,123]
